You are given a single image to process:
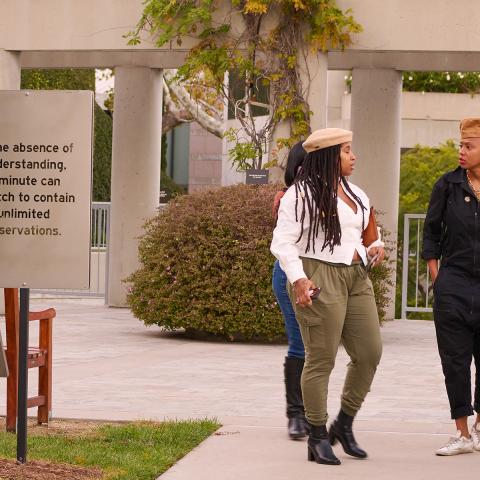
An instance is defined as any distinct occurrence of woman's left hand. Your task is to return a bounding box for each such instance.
[368,246,385,266]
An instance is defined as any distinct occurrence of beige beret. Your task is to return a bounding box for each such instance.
[302,128,353,153]
[460,118,480,139]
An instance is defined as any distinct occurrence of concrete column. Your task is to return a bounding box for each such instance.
[268,121,291,184]
[107,67,163,307]
[0,50,21,315]
[0,50,21,89]
[299,50,328,131]
[327,70,350,128]
[350,68,402,320]
[269,50,328,183]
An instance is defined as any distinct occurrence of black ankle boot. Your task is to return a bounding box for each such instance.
[288,417,309,439]
[308,424,341,465]
[284,357,309,439]
[328,410,367,459]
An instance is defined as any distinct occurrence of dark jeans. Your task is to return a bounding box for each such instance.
[433,266,480,419]
[272,260,305,359]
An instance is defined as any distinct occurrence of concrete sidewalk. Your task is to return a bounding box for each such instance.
[0,299,476,479]
[161,422,480,480]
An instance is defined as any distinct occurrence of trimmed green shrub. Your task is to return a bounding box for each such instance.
[403,71,480,94]
[346,71,480,95]
[127,184,394,340]
[127,184,280,340]
[21,68,95,91]
[93,103,112,201]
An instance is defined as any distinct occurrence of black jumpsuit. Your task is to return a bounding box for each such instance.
[423,166,480,419]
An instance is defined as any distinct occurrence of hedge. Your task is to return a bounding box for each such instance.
[93,103,112,201]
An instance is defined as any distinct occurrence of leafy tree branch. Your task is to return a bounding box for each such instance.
[127,0,361,170]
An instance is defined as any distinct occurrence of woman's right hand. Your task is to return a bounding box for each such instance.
[293,277,317,307]
[427,258,439,285]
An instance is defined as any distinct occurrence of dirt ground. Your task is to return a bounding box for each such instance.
[0,459,103,480]
[0,418,112,480]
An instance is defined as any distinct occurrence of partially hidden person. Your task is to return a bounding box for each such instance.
[272,142,308,440]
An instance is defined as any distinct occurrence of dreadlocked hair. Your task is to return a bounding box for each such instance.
[294,145,367,254]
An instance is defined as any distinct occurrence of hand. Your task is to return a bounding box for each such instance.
[272,190,286,219]
[367,246,385,268]
[427,259,439,285]
[293,277,317,308]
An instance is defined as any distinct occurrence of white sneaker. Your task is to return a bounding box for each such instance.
[471,424,480,451]
[435,431,474,456]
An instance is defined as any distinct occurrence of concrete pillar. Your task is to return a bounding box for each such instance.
[269,50,328,183]
[350,68,402,320]
[0,50,21,89]
[327,70,350,128]
[107,67,163,307]
[269,121,291,184]
[299,50,328,131]
[0,50,21,315]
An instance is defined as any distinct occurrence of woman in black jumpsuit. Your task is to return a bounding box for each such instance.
[423,117,480,456]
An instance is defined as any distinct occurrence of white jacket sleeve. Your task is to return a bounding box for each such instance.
[270,187,308,285]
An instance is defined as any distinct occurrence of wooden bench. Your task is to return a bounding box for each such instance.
[4,288,55,432]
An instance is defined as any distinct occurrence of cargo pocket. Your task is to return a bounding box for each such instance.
[297,312,325,349]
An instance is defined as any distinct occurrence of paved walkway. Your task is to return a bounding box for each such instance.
[0,298,477,479]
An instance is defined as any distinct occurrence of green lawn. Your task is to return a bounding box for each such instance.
[0,419,220,480]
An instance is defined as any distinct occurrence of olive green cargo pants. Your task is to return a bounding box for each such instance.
[288,258,382,426]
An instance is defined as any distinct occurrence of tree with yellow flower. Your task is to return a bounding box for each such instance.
[127,0,361,172]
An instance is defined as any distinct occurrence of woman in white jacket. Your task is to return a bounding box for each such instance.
[271,128,384,466]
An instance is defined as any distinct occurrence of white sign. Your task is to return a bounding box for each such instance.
[0,90,93,288]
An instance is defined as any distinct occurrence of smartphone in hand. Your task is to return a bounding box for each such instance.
[365,253,379,273]
[309,287,321,300]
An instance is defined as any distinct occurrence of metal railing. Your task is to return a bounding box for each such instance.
[401,213,433,319]
[91,202,110,249]
[31,202,110,298]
